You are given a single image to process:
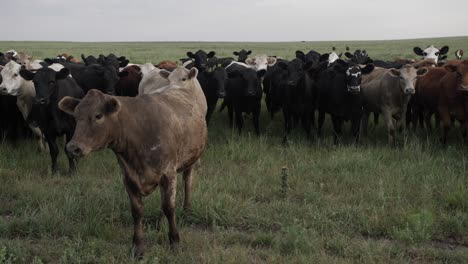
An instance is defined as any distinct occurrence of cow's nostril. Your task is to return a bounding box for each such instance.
[67,144,82,157]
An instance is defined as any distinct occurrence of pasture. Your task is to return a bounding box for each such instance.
[1,37,468,263]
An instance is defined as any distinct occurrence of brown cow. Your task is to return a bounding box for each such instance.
[438,60,468,144]
[115,65,142,97]
[156,60,177,71]
[57,53,81,63]
[58,66,208,258]
[361,65,429,144]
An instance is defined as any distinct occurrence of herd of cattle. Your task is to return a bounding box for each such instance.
[0,44,467,257]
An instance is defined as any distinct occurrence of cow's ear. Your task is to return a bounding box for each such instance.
[246,50,252,55]
[119,59,129,68]
[56,68,70,80]
[277,61,288,70]
[118,71,129,78]
[104,96,121,115]
[245,57,256,66]
[188,67,198,79]
[19,69,35,81]
[361,64,375,75]
[319,53,329,62]
[416,67,429,76]
[233,51,239,56]
[295,50,305,62]
[187,52,195,58]
[439,46,449,55]
[388,68,400,77]
[159,70,171,79]
[413,47,423,56]
[59,96,81,115]
[207,51,216,58]
[444,65,457,72]
[345,52,353,58]
[267,56,277,66]
[337,52,343,58]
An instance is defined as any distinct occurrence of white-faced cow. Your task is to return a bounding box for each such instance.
[59,66,207,258]
[413,45,449,65]
[0,61,46,150]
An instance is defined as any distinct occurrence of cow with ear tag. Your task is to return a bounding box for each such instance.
[19,66,84,174]
[58,66,207,259]
[315,59,375,144]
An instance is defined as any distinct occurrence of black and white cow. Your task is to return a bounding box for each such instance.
[413,45,449,64]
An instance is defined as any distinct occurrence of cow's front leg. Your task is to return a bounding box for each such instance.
[124,176,144,259]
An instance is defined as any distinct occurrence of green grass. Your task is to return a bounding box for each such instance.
[1,37,468,263]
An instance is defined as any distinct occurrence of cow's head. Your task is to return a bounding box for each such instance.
[159,66,199,89]
[229,68,264,97]
[278,58,304,88]
[245,55,277,74]
[388,65,428,94]
[233,49,252,63]
[205,67,227,98]
[332,60,375,93]
[413,45,449,64]
[328,47,342,65]
[444,60,468,91]
[0,61,26,96]
[59,89,121,157]
[344,49,373,65]
[187,50,215,71]
[20,67,70,105]
[81,54,98,65]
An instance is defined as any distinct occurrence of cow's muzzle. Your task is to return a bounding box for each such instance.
[347,86,360,93]
[458,85,468,92]
[67,142,86,158]
[404,87,415,94]
[35,98,48,105]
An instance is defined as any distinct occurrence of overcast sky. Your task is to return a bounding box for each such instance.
[3,0,467,42]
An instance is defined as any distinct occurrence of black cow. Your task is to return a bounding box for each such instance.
[345,49,373,64]
[277,58,316,142]
[19,67,84,174]
[315,60,374,144]
[186,50,216,71]
[197,67,227,124]
[221,65,264,135]
[233,49,252,63]
[263,59,289,119]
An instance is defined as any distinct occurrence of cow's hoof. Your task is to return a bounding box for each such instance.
[169,232,180,245]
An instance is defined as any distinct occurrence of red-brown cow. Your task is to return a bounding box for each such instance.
[438,60,468,143]
[115,65,142,97]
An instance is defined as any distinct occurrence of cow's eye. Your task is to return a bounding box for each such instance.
[13,73,18,77]
[423,52,427,56]
[95,113,103,120]
[435,52,440,56]
[182,78,186,81]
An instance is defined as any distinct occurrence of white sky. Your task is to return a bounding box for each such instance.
[3,0,468,41]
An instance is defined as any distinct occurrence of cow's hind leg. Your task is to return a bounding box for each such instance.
[182,166,193,210]
[161,171,180,245]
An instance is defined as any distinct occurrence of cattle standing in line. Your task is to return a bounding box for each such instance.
[222,64,264,135]
[59,66,207,258]
[413,45,449,65]
[438,60,468,144]
[20,67,84,174]
[361,65,429,145]
[315,60,375,143]
[0,61,46,150]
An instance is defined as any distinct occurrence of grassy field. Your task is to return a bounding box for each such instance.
[0,37,468,263]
